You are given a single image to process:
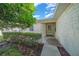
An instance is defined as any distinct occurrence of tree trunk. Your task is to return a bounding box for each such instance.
[0,30,3,42]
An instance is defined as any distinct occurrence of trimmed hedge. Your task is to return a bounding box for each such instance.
[2,32,42,46]
[3,32,41,40]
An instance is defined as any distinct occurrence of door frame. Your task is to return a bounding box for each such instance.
[45,22,56,36]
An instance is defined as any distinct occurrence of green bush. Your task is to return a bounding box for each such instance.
[2,32,42,46]
[3,32,41,39]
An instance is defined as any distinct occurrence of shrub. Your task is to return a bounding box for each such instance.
[2,32,42,46]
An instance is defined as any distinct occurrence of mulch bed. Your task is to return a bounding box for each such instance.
[17,43,44,56]
[57,47,70,56]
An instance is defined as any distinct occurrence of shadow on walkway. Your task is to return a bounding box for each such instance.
[46,36,70,56]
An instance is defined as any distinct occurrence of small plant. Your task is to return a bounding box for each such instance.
[0,45,22,56]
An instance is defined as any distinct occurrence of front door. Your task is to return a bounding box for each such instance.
[46,23,56,36]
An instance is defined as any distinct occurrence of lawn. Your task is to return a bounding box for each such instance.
[0,45,22,56]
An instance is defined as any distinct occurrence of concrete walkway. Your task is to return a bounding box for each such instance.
[41,36,61,56]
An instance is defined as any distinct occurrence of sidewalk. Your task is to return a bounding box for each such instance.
[41,37,61,56]
[41,43,60,56]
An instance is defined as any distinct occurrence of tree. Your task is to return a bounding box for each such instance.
[0,3,36,29]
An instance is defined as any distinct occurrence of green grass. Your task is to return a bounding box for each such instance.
[0,45,22,56]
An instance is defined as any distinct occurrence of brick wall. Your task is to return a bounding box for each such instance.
[56,4,79,55]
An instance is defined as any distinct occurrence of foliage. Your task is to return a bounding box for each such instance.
[3,32,41,40]
[0,3,36,29]
[0,36,4,42]
[0,32,42,56]
[0,45,22,56]
[2,32,42,46]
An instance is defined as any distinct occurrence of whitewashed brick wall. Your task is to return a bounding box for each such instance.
[56,4,79,55]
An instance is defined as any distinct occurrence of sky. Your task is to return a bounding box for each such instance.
[33,3,57,20]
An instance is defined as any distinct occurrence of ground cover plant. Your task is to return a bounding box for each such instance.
[0,32,43,56]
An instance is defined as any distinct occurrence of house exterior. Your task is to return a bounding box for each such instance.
[1,3,79,55]
[27,3,79,56]
[26,19,56,36]
[56,3,79,56]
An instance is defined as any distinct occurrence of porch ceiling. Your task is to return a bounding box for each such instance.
[38,3,70,23]
[54,3,70,20]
